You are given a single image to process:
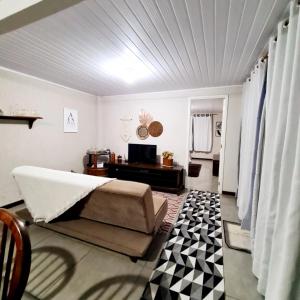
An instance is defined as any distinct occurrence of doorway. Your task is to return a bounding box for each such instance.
[185,96,228,194]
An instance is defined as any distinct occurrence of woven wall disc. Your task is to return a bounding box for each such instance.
[148,121,163,137]
[136,125,149,140]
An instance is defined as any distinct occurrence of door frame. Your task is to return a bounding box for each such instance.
[186,95,229,194]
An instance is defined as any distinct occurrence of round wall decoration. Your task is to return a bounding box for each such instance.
[136,125,149,140]
[148,121,163,137]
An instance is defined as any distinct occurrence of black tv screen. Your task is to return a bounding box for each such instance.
[128,144,157,164]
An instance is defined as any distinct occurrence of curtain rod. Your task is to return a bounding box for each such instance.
[248,1,299,80]
[260,18,289,63]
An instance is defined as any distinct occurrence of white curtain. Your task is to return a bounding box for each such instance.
[250,37,276,250]
[252,2,300,298]
[192,114,213,152]
[237,61,267,223]
[238,1,300,299]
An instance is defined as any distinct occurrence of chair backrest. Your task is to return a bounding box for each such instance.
[0,208,31,300]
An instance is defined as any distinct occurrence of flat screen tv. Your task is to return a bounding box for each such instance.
[128,143,157,164]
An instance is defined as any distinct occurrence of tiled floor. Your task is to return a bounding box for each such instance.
[21,225,165,300]
[186,159,219,193]
[220,196,263,300]
[16,161,263,299]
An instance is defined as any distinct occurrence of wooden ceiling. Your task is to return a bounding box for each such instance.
[0,0,289,96]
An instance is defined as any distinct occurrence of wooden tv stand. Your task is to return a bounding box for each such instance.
[105,162,185,194]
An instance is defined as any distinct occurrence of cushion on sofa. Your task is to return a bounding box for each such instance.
[153,195,165,215]
[40,218,153,257]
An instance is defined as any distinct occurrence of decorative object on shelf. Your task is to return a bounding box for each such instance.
[110,152,115,163]
[117,155,122,163]
[162,151,174,167]
[64,108,78,133]
[148,121,163,137]
[162,151,173,159]
[15,109,30,116]
[0,109,3,116]
[136,125,149,140]
[86,148,110,168]
[87,148,101,155]
[8,106,40,117]
[216,121,222,137]
[120,115,132,142]
[139,110,153,126]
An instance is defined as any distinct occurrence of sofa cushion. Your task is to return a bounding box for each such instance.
[40,218,153,257]
[153,195,166,215]
[153,195,168,233]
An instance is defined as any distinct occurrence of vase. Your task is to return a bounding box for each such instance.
[163,158,173,167]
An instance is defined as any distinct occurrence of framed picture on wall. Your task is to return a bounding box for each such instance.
[215,121,222,137]
[64,108,78,133]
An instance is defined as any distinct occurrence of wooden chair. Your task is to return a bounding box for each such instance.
[0,208,31,300]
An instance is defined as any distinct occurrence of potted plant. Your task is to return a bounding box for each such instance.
[162,151,174,167]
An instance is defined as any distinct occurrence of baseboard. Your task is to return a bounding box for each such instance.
[222,191,236,196]
[1,200,24,209]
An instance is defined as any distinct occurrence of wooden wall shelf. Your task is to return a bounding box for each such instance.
[0,115,43,129]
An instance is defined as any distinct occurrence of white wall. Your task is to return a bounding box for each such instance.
[190,98,223,113]
[222,94,242,192]
[97,85,242,192]
[0,68,98,206]
[98,96,188,165]
[0,66,240,206]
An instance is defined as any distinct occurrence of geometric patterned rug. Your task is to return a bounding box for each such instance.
[141,190,224,300]
[153,191,186,233]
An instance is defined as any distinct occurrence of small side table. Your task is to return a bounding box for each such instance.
[86,167,108,177]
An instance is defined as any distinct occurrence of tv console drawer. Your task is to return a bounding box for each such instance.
[111,167,177,178]
[105,162,184,194]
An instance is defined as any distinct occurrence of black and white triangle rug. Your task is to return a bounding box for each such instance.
[142,190,224,300]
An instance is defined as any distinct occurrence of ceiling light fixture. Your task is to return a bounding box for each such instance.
[101,51,152,84]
